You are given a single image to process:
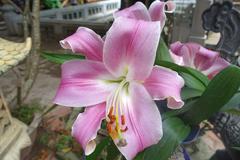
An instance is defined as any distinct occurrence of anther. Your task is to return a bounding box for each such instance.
[121,115,126,125]
[107,123,112,133]
[108,106,114,116]
[109,115,116,124]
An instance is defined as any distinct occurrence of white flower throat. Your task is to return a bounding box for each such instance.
[106,79,129,147]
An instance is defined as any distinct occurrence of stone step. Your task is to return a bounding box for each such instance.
[0,21,6,25]
[0,26,7,31]
[0,20,7,31]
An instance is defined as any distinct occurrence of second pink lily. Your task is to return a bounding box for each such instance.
[170,42,229,79]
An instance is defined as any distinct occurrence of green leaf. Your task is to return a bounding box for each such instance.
[162,87,203,120]
[224,108,240,115]
[41,52,85,64]
[232,146,240,151]
[162,99,198,120]
[134,117,190,160]
[181,87,203,100]
[155,38,173,63]
[156,61,209,91]
[86,137,110,160]
[183,65,240,125]
[180,72,206,91]
[221,92,240,112]
[106,139,120,160]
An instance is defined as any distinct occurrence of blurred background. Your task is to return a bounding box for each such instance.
[0,0,240,160]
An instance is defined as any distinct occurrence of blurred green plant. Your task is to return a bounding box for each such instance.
[12,103,41,125]
[43,0,61,9]
[56,134,74,152]
[39,132,50,146]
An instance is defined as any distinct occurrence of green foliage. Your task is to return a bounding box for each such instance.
[162,99,198,120]
[221,92,240,113]
[41,52,85,64]
[39,132,50,145]
[43,0,61,9]
[106,140,120,160]
[86,137,111,160]
[223,108,240,115]
[232,146,240,151]
[56,135,74,152]
[156,61,209,91]
[180,72,206,91]
[134,117,190,160]
[183,65,240,125]
[12,104,41,125]
[155,38,173,63]
[181,87,203,100]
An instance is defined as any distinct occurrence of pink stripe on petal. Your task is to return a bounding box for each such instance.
[54,60,117,107]
[103,17,161,81]
[144,66,184,109]
[114,2,151,21]
[72,103,105,155]
[169,50,184,66]
[115,82,162,160]
[202,57,229,79]
[194,47,219,71]
[60,27,104,61]
[171,42,200,68]
[170,41,184,56]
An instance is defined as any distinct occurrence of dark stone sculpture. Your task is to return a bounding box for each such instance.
[202,1,240,55]
[203,2,240,160]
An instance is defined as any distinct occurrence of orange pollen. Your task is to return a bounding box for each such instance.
[108,106,114,116]
[106,107,128,146]
[107,123,112,133]
[109,116,116,124]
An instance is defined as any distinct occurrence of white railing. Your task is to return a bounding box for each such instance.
[40,0,121,21]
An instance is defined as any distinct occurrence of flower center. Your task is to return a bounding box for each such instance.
[106,79,128,147]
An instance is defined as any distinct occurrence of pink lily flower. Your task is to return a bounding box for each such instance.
[170,42,229,79]
[114,0,176,29]
[54,17,184,160]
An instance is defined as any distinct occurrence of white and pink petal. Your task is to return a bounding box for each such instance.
[103,17,161,81]
[149,0,176,28]
[111,82,163,160]
[60,27,104,61]
[54,60,117,107]
[114,2,151,21]
[194,47,219,71]
[72,103,105,155]
[202,57,229,79]
[144,66,184,109]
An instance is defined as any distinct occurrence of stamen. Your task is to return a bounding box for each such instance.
[106,80,129,147]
